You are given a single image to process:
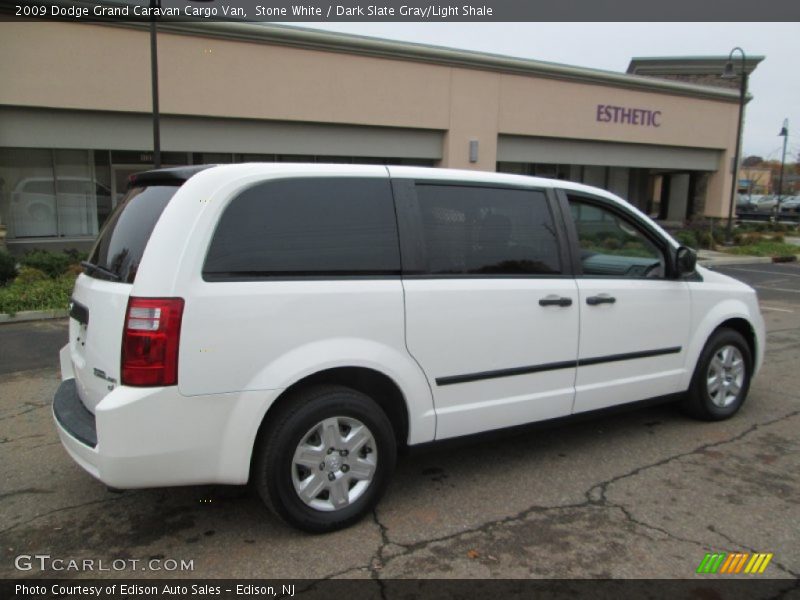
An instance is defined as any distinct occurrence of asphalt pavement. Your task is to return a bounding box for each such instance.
[712,262,800,306]
[1,263,798,582]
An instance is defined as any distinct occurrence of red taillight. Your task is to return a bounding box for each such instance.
[121,297,184,387]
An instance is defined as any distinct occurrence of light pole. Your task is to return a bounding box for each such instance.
[777,119,789,220]
[150,0,161,169]
[721,47,748,244]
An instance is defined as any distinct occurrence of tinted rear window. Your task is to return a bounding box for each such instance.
[87,185,178,283]
[204,177,400,278]
[415,185,561,275]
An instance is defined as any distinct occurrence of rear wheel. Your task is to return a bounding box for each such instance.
[682,328,752,421]
[253,385,396,533]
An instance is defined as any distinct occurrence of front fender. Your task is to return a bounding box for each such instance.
[682,298,763,389]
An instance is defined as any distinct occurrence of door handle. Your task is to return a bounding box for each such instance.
[586,294,616,306]
[539,295,573,307]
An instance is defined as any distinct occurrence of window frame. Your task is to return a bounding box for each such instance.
[393,178,574,279]
[555,188,679,280]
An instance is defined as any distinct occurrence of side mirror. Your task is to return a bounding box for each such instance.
[676,246,697,276]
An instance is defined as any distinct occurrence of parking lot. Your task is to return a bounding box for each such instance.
[1,263,799,581]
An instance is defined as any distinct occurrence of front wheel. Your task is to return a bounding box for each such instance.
[681,328,753,421]
[252,385,396,533]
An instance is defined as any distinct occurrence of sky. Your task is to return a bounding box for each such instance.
[283,22,800,162]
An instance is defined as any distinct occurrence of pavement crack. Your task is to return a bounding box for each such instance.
[706,524,799,579]
[369,508,392,579]
[0,403,50,422]
[585,408,800,508]
[0,487,54,501]
[0,433,45,445]
[369,408,800,576]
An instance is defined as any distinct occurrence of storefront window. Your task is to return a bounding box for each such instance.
[607,167,630,198]
[0,148,116,240]
[54,150,107,237]
[0,148,57,239]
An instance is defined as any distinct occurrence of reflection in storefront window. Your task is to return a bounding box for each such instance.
[0,148,113,240]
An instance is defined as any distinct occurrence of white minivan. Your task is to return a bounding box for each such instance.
[54,164,765,532]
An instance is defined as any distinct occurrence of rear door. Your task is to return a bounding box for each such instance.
[396,179,579,440]
[560,191,692,414]
[68,183,181,412]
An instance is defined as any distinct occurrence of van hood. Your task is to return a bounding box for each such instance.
[696,265,756,292]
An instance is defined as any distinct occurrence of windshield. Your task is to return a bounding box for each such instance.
[86,185,179,283]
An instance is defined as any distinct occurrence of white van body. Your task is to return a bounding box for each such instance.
[54,164,765,531]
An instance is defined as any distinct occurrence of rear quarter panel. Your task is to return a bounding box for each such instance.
[134,165,436,445]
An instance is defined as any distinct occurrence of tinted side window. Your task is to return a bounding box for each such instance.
[414,185,561,275]
[568,197,665,278]
[204,178,400,278]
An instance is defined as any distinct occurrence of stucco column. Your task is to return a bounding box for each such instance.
[666,173,691,222]
[704,148,735,218]
[439,68,500,171]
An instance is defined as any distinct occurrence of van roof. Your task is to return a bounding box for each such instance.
[138,162,622,201]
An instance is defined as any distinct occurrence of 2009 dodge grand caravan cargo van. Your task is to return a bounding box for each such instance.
[54,163,765,532]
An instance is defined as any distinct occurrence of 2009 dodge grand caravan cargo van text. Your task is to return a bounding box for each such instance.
[54,164,765,532]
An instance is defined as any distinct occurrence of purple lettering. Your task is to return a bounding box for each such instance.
[595,104,662,127]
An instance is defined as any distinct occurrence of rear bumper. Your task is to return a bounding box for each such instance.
[52,370,284,490]
[53,379,97,448]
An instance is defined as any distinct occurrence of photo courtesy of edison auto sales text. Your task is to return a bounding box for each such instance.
[16,584,296,597]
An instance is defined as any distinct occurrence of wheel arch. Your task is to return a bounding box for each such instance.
[714,317,757,367]
[683,300,761,389]
[248,366,411,481]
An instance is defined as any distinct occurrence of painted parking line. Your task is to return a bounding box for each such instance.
[759,305,794,313]
[754,286,800,294]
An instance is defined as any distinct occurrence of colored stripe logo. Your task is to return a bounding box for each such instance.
[697,552,773,574]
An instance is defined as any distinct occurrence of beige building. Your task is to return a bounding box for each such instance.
[0,21,760,252]
[739,166,773,195]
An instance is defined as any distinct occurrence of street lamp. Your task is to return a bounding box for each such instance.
[721,47,748,244]
[150,0,161,169]
[777,118,789,220]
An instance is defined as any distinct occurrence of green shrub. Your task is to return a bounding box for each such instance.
[19,250,73,278]
[742,233,762,246]
[724,241,799,258]
[0,273,77,315]
[14,267,49,285]
[673,230,698,248]
[65,263,84,277]
[0,249,17,286]
[772,233,785,243]
[63,248,89,263]
[602,237,622,250]
[695,230,714,250]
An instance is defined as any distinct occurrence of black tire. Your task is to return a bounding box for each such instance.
[681,328,753,421]
[252,385,396,533]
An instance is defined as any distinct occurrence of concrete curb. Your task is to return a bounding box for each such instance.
[699,256,775,267]
[0,309,69,324]
[699,254,799,267]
